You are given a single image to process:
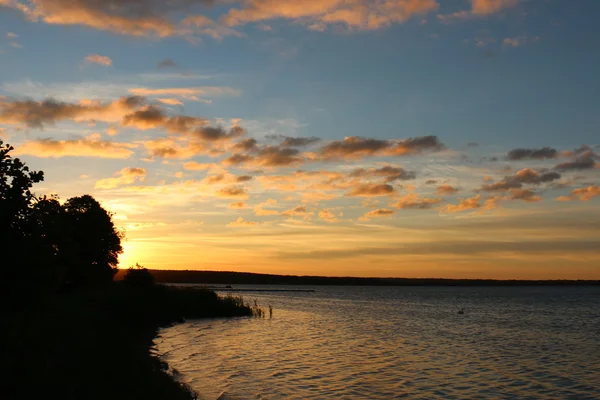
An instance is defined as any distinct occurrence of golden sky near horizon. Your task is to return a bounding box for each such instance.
[1,0,599,278]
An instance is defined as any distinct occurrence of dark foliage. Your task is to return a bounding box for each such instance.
[1,141,253,399]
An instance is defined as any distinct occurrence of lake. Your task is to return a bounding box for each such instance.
[155,286,600,399]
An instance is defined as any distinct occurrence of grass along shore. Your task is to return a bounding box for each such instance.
[2,277,262,400]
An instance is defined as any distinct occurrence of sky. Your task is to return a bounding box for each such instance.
[1,0,599,279]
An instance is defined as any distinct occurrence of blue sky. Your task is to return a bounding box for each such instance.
[1,0,599,278]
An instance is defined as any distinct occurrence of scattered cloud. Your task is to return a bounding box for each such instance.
[439,0,519,22]
[320,135,444,160]
[215,185,249,198]
[84,54,112,67]
[15,137,136,158]
[346,183,395,197]
[281,205,311,217]
[393,193,441,209]
[358,208,395,221]
[480,168,561,192]
[227,217,259,227]
[507,147,558,161]
[436,184,459,195]
[505,188,542,202]
[228,201,247,209]
[554,151,598,171]
[557,186,600,202]
[95,167,147,189]
[157,58,178,68]
[128,86,240,102]
[318,209,339,223]
[503,35,539,48]
[441,194,499,213]
[222,0,439,31]
[349,165,416,182]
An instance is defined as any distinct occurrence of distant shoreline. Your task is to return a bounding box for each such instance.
[115,269,600,287]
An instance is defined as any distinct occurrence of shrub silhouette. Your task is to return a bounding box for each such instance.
[123,263,156,289]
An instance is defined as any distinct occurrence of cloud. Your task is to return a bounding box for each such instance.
[266,134,320,147]
[346,183,395,197]
[7,32,18,38]
[441,194,500,213]
[84,54,112,66]
[436,184,459,195]
[156,98,184,106]
[227,217,259,227]
[554,151,598,171]
[392,193,441,209]
[358,208,395,221]
[507,147,558,161]
[281,205,311,217]
[222,0,439,31]
[557,186,600,202]
[0,95,145,128]
[480,168,561,192]
[439,0,519,22]
[215,185,248,198]
[228,201,247,209]
[505,188,542,202]
[157,58,178,68]
[224,145,303,168]
[503,35,539,48]
[128,86,240,102]
[202,173,253,185]
[2,0,239,40]
[348,165,416,182]
[15,137,136,158]
[318,209,339,223]
[182,161,222,171]
[320,135,444,160]
[95,167,147,189]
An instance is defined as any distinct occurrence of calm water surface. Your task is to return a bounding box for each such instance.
[155,286,600,399]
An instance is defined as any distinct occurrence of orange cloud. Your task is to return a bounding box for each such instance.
[222,0,439,31]
[84,54,112,66]
[439,0,518,21]
[228,201,247,209]
[95,167,147,189]
[318,209,339,222]
[557,186,600,202]
[15,137,136,159]
[346,183,396,197]
[254,199,280,216]
[505,189,542,203]
[441,194,500,213]
[215,185,249,198]
[436,184,459,195]
[281,205,311,217]
[227,217,259,227]
[358,208,395,221]
[3,0,237,40]
[128,86,240,102]
[392,193,441,209]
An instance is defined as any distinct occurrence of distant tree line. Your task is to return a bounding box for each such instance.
[1,140,124,295]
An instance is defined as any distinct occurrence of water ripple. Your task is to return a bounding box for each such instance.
[156,286,600,400]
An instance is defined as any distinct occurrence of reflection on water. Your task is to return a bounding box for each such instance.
[155,286,600,399]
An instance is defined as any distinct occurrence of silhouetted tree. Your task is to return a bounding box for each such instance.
[1,140,45,289]
[62,195,123,288]
[1,140,124,292]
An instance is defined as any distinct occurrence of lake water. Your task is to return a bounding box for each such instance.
[155,286,600,399]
